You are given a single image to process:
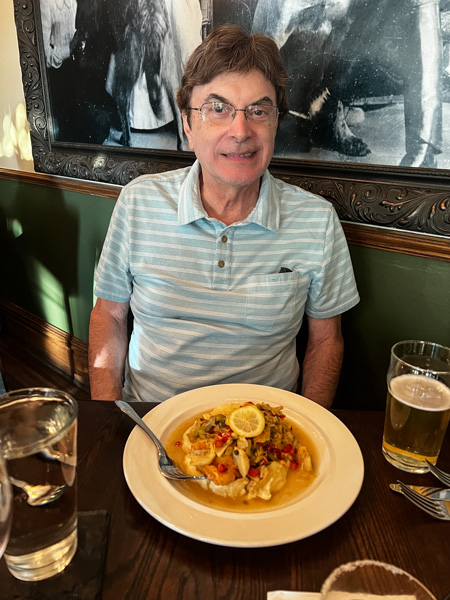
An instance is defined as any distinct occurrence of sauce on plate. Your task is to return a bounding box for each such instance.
[166,413,318,512]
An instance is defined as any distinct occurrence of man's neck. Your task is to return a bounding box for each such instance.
[200,175,261,226]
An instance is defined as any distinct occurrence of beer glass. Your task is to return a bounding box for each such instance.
[321,560,437,600]
[0,388,78,581]
[382,340,450,473]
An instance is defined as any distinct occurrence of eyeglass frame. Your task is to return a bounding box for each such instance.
[188,101,280,127]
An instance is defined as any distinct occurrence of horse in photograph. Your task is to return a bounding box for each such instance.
[252,0,442,167]
[106,0,172,148]
[71,0,189,151]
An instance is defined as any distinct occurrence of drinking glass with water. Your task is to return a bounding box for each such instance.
[382,340,450,473]
[0,388,78,581]
[0,453,12,558]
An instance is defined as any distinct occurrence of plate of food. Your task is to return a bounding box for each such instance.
[122,384,364,547]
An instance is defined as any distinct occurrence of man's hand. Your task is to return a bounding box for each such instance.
[301,314,344,409]
[88,298,130,401]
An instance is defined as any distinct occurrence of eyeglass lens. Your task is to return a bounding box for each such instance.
[199,102,278,125]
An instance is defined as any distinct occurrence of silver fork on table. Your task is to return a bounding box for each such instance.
[394,480,450,520]
[390,483,450,501]
[426,460,450,487]
[116,401,206,482]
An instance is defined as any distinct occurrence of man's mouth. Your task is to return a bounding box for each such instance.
[223,151,256,158]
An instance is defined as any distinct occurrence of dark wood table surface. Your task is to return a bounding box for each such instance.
[1,400,450,599]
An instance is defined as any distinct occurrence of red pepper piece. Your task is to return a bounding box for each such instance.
[248,467,260,478]
[282,444,294,455]
[290,460,299,470]
[217,463,227,473]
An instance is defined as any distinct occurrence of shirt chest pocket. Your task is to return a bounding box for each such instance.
[245,271,303,332]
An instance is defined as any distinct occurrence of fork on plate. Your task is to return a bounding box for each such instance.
[426,460,450,487]
[115,400,206,482]
[394,480,450,520]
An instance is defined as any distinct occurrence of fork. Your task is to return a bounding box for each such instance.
[426,460,450,487]
[390,483,450,501]
[395,480,450,520]
[116,401,206,481]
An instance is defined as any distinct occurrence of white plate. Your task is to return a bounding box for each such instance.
[122,384,364,547]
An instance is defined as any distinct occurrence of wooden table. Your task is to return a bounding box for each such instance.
[1,400,450,599]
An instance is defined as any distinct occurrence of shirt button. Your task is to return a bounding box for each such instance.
[218,260,225,268]
[221,235,228,243]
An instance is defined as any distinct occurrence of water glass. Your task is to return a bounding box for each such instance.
[382,340,450,473]
[0,453,12,558]
[0,388,78,581]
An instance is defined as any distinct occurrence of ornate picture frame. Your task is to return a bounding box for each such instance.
[13,0,450,241]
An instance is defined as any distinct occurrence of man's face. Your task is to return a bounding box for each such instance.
[182,69,278,196]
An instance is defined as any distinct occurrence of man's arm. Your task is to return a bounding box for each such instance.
[301,314,344,409]
[88,298,130,401]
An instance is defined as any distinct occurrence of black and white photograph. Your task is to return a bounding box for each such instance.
[39,0,450,169]
[13,0,450,235]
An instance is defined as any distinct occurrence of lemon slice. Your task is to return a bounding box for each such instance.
[226,405,265,437]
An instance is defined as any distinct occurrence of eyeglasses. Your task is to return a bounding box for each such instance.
[189,101,279,127]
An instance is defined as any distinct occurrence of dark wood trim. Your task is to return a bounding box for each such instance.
[342,222,450,262]
[0,298,89,390]
[0,167,120,199]
[1,167,448,262]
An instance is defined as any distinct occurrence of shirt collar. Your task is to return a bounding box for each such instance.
[178,160,280,231]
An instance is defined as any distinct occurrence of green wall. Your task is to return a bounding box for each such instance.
[0,177,116,341]
[337,246,450,409]
[1,176,449,409]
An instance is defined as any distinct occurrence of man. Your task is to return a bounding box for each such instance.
[89,25,359,407]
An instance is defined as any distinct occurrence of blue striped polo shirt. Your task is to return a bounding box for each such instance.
[94,161,359,402]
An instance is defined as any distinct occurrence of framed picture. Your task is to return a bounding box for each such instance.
[13,0,450,239]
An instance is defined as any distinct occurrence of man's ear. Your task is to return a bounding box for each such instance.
[182,111,194,150]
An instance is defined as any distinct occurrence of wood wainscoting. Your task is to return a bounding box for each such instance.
[2,168,449,262]
[0,299,90,400]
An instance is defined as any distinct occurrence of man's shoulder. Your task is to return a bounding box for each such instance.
[269,172,332,207]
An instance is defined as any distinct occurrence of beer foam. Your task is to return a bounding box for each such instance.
[390,374,450,411]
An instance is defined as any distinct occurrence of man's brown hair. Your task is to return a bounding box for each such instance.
[176,25,289,122]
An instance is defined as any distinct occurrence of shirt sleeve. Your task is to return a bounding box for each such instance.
[94,190,133,302]
[305,208,360,319]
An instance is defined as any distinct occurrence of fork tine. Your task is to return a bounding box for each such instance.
[158,457,206,481]
[398,488,443,518]
[397,481,447,518]
[426,460,450,487]
[401,490,441,515]
[397,482,441,510]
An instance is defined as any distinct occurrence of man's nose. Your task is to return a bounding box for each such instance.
[228,110,252,138]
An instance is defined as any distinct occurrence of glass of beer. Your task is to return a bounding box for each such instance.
[0,388,78,581]
[382,340,450,473]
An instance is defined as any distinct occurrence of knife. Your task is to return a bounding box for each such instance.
[390,483,450,500]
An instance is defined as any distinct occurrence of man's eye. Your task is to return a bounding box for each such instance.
[251,107,268,117]
[211,103,228,114]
